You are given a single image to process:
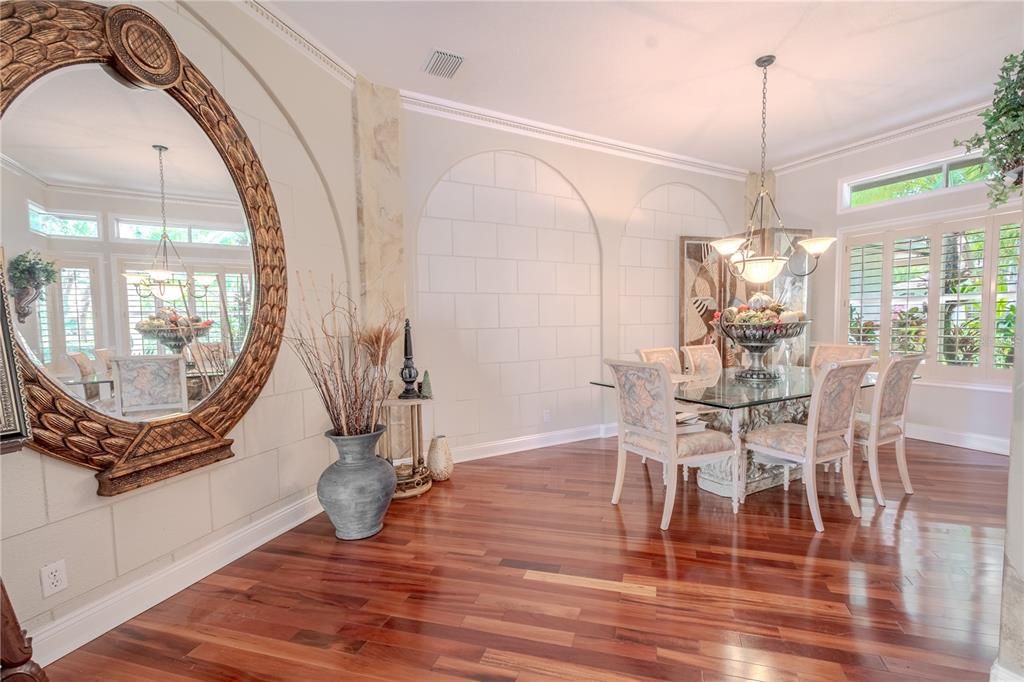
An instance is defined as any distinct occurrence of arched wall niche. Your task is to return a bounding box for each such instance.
[618,182,731,359]
[414,150,602,449]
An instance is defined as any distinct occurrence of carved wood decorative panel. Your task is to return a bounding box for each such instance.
[0,2,287,495]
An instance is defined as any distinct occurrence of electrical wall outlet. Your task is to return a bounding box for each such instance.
[40,559,68,598]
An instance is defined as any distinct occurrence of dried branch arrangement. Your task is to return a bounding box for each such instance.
[286,276,402,436]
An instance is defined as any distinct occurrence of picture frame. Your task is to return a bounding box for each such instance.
[0,247,32,451]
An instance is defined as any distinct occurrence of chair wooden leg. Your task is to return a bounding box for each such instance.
[682,465,689,482]
[731,453,743,514]
[841,452,862,519]
[660,461,679,530]
[641,456,647,464]
[895,436,914,494]
[782,464,791,491]
[823,462,830,473]
[866,441,886,507]
[611,444,627,505]
[803,461,824,532]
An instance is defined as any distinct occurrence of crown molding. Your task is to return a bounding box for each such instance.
[240,1,357,87]
[1,155,242,208]
[236,2,746,181]
[400,91,749,181]
[775,103,986,177]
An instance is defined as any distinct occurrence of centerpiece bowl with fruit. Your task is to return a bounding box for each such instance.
[711,293,810,382]
[135,307,214,354]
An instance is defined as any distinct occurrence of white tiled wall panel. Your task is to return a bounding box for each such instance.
[618,183,728,359]
[418,152,601,446]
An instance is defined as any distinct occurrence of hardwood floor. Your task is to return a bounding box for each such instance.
[46,438,1007,681]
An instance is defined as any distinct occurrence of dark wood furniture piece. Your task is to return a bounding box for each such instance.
[0,1,286,495]
[1,582,46,682]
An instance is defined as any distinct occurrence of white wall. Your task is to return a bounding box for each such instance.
[776,116,1013,452]
[0,0,358,658]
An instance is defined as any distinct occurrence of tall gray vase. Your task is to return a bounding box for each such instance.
[319,427,397,540]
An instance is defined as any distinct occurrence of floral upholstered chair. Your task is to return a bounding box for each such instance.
[744,357,874,532]
[66,351,99,402]
[810,344,872,375]
[682,344,722,376]
[111,355,188,418]
[637,347,698,480]
[605,359,744,530]
[853,353,924,506]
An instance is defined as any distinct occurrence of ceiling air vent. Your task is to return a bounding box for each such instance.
[423,50,463,79]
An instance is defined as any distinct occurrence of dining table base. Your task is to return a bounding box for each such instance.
[694,399,809,498]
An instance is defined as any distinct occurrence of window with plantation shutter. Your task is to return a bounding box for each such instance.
[36,286,52,364]
[889,235,929,355]
[847,242,883,353]
[59,267,96,355]
[841,210,1020,386]
[938,228,985,367]
[994,222,1021,370]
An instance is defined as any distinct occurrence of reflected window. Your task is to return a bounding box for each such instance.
[116,218,248,246]
[28,203,99,238]
[60,267,96,355]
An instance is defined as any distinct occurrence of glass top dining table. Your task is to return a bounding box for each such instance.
[591,366,886,411]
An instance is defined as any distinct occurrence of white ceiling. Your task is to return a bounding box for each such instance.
[270,1,1022,170]
[1,65,240,203]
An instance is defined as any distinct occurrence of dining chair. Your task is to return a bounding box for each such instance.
[605,359,744,530]
[744,357,874,532]
[637,347,701,480]
[853,353,925,507]
[810,344,872,374]
[682,344,723,376]
[111,355,189,418]
[92,348,114,374]
[66,352,99,401]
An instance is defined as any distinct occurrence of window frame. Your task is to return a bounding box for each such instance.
[27,200,101,240]
[838,208,1022,387]
[33,257,105,370]
[838,153,988,213]
[111,215,249,248]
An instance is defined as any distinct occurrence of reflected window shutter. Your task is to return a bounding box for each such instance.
[847,242,884,353]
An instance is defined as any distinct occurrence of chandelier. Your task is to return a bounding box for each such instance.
[123,145,214,301]
[709,55,835,284]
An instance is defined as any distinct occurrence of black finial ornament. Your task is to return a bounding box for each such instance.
[399,318,420,399]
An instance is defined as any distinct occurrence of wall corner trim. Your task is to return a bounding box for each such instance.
[905,423,1010,456]
[453,423,616,463]
[28,493,323,668]
[991,662,1024,682]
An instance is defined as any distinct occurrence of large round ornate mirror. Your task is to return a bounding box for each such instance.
[3,65,255,420]
[0,1,286,495]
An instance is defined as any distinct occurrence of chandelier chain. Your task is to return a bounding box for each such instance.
[760,64,768,189]
[157,146,167,235]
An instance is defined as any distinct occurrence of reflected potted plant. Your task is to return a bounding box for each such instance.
[286,281,402,540]
[956,50,1024,207]
[7,250,57,323]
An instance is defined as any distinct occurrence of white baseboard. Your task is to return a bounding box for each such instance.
[452,423,616,463]
[906,422,1010,455]
[29,493,323,667]
[992,661,1024,682]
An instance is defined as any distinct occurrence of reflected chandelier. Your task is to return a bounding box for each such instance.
[123,145,214,301]
[709,55,835,284]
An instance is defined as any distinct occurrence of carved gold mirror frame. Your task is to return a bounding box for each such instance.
[0,1,286,495]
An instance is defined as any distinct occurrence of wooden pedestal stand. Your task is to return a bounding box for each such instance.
[381,398,432,499]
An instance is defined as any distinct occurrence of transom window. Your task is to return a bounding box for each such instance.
[28,202,99,238]
[843,156,989,210]
[116,218,249,246]
[842,211,1021,384]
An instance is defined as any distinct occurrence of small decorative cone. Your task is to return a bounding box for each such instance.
[427,435,453,482]
[420,370,433,399]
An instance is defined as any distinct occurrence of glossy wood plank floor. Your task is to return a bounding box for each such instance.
[47,438,1007,681]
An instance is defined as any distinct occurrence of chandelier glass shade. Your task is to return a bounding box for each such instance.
[124,145,210,301]
[715,55,835,283]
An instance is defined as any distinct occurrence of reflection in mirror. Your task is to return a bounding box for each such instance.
[1,65,254,421]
